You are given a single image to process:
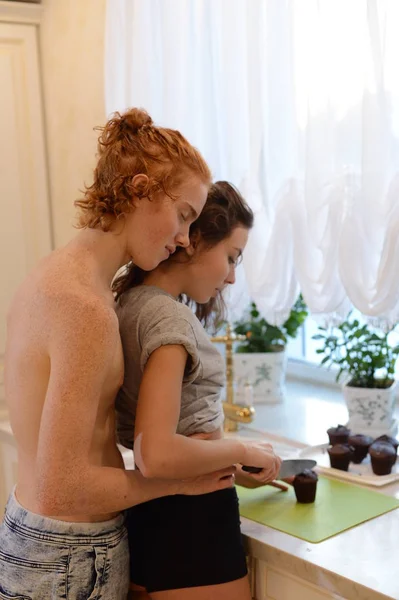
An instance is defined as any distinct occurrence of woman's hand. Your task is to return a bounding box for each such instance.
[241,441,282,482]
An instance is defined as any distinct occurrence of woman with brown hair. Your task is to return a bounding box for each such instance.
[115,181,281,599]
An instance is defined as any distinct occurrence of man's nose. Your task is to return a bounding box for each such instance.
[175,231,190,247]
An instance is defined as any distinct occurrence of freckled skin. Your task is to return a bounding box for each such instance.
[5,247,126,521]
[3,180,227,523]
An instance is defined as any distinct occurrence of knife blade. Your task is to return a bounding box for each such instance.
[242,459,317,479]
[277,459,317,479]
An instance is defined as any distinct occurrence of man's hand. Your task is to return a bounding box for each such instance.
[235,465,291,491]
[177,466,236,495]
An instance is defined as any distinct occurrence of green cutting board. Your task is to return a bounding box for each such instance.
[237,477,399,543]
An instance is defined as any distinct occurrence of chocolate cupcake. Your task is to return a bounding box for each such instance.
[374,435,399,456]
[369,442,397,475]
[327,424,351,445]
[327,444,353,471]
[293,469,318,504]
[348,434,374,464]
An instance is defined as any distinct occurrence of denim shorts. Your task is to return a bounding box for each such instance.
[0,489,129,599]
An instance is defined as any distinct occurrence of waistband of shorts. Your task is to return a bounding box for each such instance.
[3,488,126,545]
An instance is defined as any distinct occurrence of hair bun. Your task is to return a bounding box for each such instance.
[122,108,153,134]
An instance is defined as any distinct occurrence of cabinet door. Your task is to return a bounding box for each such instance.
[0,21,52,409]
[254,561,347,600]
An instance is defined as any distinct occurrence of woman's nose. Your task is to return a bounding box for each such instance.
[224,266,236,285]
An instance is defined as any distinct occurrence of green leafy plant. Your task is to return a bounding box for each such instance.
[313,313,399,388]
[234,296,308,353]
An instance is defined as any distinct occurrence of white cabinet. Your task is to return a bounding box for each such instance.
[0,3,52,511]
[249,560,347,600]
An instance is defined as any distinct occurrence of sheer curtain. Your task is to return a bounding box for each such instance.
[105,0,399,325]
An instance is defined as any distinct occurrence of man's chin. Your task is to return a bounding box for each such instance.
[136,259,160,271]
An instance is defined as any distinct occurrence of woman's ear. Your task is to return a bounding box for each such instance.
[185,243,196,257]
[185,230,201,257]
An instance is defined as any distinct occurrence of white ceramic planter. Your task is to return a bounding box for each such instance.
[343,380,398,437]
[234,350,287,404]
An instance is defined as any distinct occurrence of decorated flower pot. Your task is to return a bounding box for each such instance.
[234,350,287,404]
[343,380,398,437]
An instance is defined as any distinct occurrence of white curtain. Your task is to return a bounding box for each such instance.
[105,0,399,326]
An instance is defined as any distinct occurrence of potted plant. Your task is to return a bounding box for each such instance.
[233,296,308,403]
[313,314,399,437]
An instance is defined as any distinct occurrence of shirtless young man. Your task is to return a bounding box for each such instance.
[0,109,236,600]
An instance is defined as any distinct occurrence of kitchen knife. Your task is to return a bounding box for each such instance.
[242,459,317,479]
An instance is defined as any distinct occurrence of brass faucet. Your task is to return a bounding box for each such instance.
[211,324,255,432]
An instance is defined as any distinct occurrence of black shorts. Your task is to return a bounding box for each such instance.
[126,487,248,593]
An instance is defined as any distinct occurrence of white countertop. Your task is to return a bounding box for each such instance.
[238,381,399,600]
[241,499,398,600]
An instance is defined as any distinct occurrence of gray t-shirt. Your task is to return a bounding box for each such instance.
[115,285,225,448]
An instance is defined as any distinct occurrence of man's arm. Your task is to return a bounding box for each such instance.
[34,297,233,516]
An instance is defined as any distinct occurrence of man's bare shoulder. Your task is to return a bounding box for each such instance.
[9,255,117,337]
[42,282,118,337]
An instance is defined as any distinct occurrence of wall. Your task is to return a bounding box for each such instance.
[0,6,52,411]
[40,0,107,247]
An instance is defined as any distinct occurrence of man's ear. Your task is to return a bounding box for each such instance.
[131,174,150,206]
